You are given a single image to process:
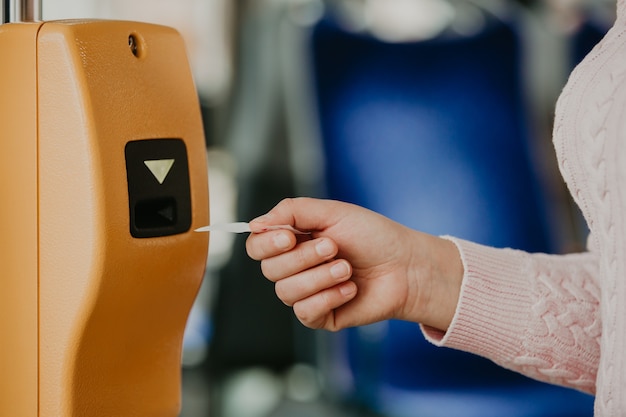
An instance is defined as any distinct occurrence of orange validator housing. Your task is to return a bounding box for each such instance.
[0,16,209,417]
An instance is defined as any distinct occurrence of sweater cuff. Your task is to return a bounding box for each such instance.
[421,237,531,366]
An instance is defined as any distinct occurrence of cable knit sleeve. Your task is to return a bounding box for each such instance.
[421,236,601,394]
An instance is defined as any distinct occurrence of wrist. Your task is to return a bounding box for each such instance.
[401,233,463,331]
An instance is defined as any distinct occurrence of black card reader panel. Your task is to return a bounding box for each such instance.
[125,139,192,238]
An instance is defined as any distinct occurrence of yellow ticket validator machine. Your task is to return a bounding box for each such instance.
[0,1,210,415]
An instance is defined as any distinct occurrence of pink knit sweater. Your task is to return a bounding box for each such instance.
[423,1,626,415]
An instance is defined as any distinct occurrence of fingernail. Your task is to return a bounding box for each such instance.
[273,233,291,250]
[315,239,334,257]
[339,282,356,297]
[330,261,349,279]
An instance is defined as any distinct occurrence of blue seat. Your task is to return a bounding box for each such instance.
[309,7,595,417]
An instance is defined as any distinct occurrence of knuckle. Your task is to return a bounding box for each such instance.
[292,246,311,268]
[244,237,259,260]
[293,302,320,329]
[260,260,279,282]
[276,197,296,213]
[318,290,332,311]
[323,317,341,332]
[274,280,293,306]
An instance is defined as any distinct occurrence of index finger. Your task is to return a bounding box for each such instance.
[249,197,349,233]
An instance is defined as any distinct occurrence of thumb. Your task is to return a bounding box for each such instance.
[249,197,347,233]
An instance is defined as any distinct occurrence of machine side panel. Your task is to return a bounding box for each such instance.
[0,22,42,417]
[37,20,209,417]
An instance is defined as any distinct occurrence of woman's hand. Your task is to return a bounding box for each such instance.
[245,197,463,332]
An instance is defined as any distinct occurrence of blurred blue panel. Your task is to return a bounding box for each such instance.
[313,16,552,252]
[310,10,594,417]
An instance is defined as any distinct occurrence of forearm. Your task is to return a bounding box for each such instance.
[422,237,600,394]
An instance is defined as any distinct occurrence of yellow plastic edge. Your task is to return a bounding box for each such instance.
[0,21,43,417]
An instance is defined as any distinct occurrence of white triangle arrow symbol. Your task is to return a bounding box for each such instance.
[144,159,175,184]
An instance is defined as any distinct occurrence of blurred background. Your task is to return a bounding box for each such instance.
[43,0,615,416]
